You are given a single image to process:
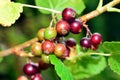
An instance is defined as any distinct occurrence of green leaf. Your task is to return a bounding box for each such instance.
[0,1,23,27]
[49,55,73,80]
[35,0,85,14]
[64,56,106,79]
[103,42,120,53]
[108,55,120,75]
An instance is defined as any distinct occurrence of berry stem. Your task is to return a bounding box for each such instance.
[22,4,61,14]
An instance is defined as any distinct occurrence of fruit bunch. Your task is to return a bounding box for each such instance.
[18,8,102,80]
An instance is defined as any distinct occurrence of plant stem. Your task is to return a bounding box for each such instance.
[22,4,61,14]
[79,0,120,22]
[0,37,38,57]
[89,53,111,56]
[0,0,120,57]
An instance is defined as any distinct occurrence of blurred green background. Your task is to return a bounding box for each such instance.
[0,0,120,80]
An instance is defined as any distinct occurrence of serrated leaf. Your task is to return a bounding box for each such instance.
[64,56,106,79]
[108,55,120,75]
[103,42,120,53]
[0,1,23,27]
[49,55,73,80]
[35,0,85,14]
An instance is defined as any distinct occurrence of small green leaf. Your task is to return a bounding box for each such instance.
[103,42,120,53]
[49,55,73,80]
[35,0,85,15]
[64,56,106,79]
[108,55,120,75]
[0,1,23,27]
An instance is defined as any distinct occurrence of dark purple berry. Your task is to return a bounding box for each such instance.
[62,47,70,59]
[31,74,43,80]
[66,38,76,47]
[80,37,91,48]
[56,20,70,36]
[62,8,76,21]
[38,59,49,70]
[23,63,38,76]
[91,33,102,45]
[70,20,82,34]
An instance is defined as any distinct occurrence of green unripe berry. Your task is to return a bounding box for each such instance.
[44,28,57,40]
[31,42,42,56]
[41,54,50,64]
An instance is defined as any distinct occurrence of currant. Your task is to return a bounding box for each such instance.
[80,37,91,48]
[44,28,57,40]
[41,40,55,54]
[91,33,102,45]
[66,38,76,47]
[37,28,45,41]
[70,20,82,34]
[31,74,43,80]
[56,20,70,36]
[23,63,38,76]
[62,8,76,21]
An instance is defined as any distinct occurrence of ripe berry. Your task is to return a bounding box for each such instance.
[31,74,43,80]
[70,20,82,34]
[31,42,42,56]
[41,40,54,54]
[23,63,38,76]
[91,33,102,45]
[80,37,91,48]
[56,20,70,36]
[62,8,76,21]
[38,59,49,70]
[54,44,67,57]
[17,75,28,80]
[37,28,45,41]
[44,28,57,40]
[66,38,76,47]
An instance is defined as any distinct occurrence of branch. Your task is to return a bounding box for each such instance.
[79,0,120,22]
[0,0,120,57]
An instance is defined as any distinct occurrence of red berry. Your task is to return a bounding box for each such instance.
[42,40,55,54]
[56,20,70,36]
[91,33,102,45]
[70,20,82,34]
[80,37,91,48]
[38,59,49,70]
[31,74,43,80]
[23,63,38,76]
[66,38,76,47]
[44,28,57,40]
[54,44,67,57]
[61,47,70,59]
[31,42,42,56]
[62,8,76,21]
[37,28,45,41]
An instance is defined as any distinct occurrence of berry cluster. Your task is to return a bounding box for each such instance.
[18,8,102,80]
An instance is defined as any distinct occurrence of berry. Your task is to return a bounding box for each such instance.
[54,43,67,57]
[41,54,50,64]
[56,20,70,36]
[31,74,43,80]
[41,40,55,54]
[31,42,42,56]
[38,59,49,70]
[17,76,28,80]
[91,33,102,45]
[80,37,91,48]
[66,38,76,47]
[62,47,70,59]
[44,28,57,40]
[70,20,82,34]
[37,28,45,41]
[62,8,76,21]
[23,63,38,76]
